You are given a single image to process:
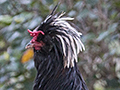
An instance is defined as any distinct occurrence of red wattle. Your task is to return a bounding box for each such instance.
[27,29,45,50]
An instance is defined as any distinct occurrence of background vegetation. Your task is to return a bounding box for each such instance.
[0,0,120,90]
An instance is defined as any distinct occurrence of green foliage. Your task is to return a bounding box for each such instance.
[0,0,120,90]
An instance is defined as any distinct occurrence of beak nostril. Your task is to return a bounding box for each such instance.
[25,42,33,49]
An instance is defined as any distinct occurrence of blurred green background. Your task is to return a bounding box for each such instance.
[0,0,120,90]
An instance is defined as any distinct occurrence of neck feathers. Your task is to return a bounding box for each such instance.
[33,52,88,90]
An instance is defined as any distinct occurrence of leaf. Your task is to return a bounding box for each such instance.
[0,51,10,61]
[86,0,99,5]
[77,9,89,19]
[96,23,118,42]
[21,48,34,63]
[0,15,12,25]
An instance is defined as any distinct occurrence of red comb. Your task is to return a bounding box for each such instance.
[27,29,44,37]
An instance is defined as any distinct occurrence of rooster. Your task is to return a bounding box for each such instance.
[25,5,88,90]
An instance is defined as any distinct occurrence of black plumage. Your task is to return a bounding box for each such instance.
[26,4,88,90]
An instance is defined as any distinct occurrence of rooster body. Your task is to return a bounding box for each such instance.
[33,51,87,90]
[26,5,88,90]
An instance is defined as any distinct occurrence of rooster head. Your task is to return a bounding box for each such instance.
[26,5,85,68]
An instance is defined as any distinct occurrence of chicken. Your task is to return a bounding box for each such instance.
[26,4,88,90]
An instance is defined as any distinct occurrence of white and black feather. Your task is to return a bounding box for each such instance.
[42,12,85,68]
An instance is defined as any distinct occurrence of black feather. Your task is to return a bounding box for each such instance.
[30,4,88,90]
[50,2,60,15]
